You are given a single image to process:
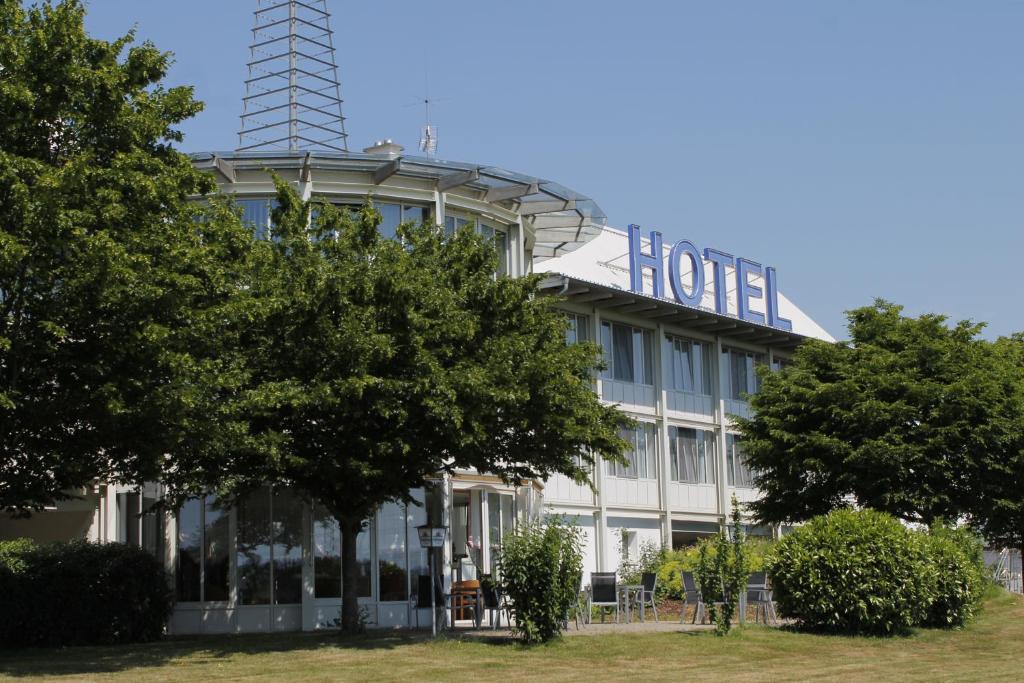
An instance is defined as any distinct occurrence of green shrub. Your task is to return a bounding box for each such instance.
[766,509,935,635]
[0,540,174,648]
[657,538,773,599]
[920,525,987,628]
[617,536,664,588]
[498,518,583,643]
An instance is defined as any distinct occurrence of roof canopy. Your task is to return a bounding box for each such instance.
[192,151,606,259]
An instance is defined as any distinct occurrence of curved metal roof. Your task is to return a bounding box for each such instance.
[191,150,606,260]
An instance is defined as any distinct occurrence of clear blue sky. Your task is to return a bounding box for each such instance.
[81,0,1023,340]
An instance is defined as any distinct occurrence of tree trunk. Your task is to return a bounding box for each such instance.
[339,515,364,632]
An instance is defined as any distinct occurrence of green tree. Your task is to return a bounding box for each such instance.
[736,300,1008,526]
[970,334,1024,566]
[0,0,252,512]
[171,179,630,631]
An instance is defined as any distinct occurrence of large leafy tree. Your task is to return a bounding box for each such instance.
[970,334,1024,563]
[0,0,251,512]
[171,179,630,631]
[736,300,1011,527]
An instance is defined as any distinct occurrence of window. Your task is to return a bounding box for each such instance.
[376,202,429,239]
[272,488,304,604]
[600,322,654,385]
[722,348,764,401]
[312,506,372,599]
[669,426,716,484]
[607,423,658,479]
[446,215,509,276]
[237,488,272,605]
[233,487,304,606]
[771,356,791,372]
[487,492,515,573]
[238,198,275,240]
[202,498,231,602]
[666,336,714,395]
[176,498,202,602]
[726,434,756,488]
[378,501,408,602]
[564,312,590,345]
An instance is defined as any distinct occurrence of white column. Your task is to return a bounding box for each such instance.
[593,305,608,571]
[656,323,672,549]
[715,336,729,526]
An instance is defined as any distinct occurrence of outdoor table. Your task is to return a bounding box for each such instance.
[618,583,644,623]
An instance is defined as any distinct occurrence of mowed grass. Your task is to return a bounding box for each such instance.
[2,589,1022,683]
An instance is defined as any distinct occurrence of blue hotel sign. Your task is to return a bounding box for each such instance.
[628,224,792,331]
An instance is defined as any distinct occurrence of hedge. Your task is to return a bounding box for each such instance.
[766,509,987,635]
[0,539,174,648]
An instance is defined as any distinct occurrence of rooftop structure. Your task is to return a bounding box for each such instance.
[238,0,348,152]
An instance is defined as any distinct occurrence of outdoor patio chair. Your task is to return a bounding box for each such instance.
[589,572,620,624]
[639,571,659,622]
[745,571,778,625]
[444,579,483,628]
[680,571,705,624]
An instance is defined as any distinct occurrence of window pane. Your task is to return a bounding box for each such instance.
[203,496,231,602]
[176,498,202,602]
[612,324,634,383]
[642,330,654,385]
[313,505,341,599]
[237,488,272,605]
[141,488,164,560]
[600,322,613,379]
[378,502,408,602]
[378,203,401,239]
[273,488,304,604]
[407,489,429,605]
[402,205,426,226]
[495,232,508,276]
[488,493,501,574]
[239,199,271,240]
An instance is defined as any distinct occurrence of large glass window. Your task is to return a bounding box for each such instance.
[487,492,515,574]
[564,312,590,345]
[667,336,714,395]
[669,426,716,484]
[723,348,764,400]
[140,486,164,560]
[601,322,654,385]
[312,507,372,599]
[237,488,272,605]
[237,198,275,240]
[176,498,202,602]
[406,488,430,606]
[607,423,658,479]
[378,502,408,602]
[272,488,304,605]
[727,434,756,488]
[203,497,231,602]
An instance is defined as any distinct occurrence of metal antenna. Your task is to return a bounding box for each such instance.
[238,0,349,152]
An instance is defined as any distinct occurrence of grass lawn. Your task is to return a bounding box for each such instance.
[2,589,1022,682]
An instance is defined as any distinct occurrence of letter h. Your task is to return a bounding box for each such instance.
[628,224,664,298]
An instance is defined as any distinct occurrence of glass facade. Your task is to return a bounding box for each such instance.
[312,507,372,599]
[607,423,658,479]
[669,426,716,484]
[600,322,655,385]
[237,488,272,605]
